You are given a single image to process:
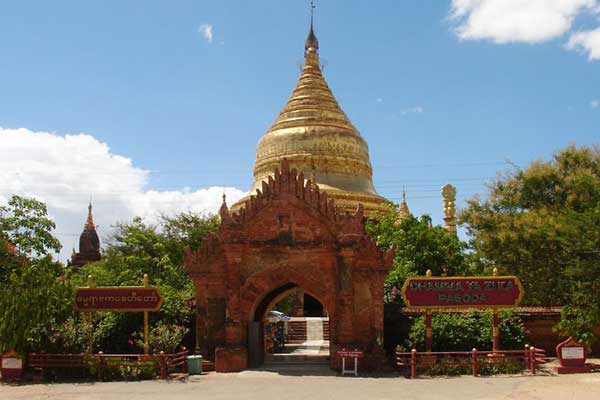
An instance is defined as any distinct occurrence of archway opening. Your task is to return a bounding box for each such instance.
[303,293,324,317]
[248,283,330,369]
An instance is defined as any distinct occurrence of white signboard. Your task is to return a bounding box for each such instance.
[1,357,23,369]
[561,347,584,360]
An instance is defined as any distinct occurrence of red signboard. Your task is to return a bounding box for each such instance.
[401,276,523,309]
[555,336,590,373]
[337,350,364,358]
[75,287,163,312]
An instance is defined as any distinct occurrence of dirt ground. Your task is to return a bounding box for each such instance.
[2,367,600,400]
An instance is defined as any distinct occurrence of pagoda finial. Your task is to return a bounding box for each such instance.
[85,202,95,230]
[219,192,231,220]
[305,0,319,58]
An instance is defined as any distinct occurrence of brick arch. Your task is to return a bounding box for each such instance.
[240,264,336,323]
[184,159,393,371]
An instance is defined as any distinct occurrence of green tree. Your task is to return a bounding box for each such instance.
[460,145,600,345]
[161,212,220,265]
[67,213,218,353]
[0,256,73,356]
[0,195,62,257]
[367,205,468,303]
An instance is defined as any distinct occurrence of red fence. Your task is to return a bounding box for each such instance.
[396,346,546,378]
[28,348,188,381]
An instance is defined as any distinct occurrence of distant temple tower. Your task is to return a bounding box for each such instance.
[395,190,412,225]
[68,203,101,267]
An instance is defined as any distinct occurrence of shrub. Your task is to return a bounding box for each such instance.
[133,323,188,354]
[406,310,525,352]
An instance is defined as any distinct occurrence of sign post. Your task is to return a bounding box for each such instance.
[75,274,163,355]
[87,275,94,354]
[491,267,500,352]
[337,349,364,376]
[425,309,433,352]
[143,274,150,355]
[401,270,523,352]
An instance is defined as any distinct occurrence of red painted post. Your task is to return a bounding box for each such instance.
[97,351,104,381]
[410,349,417,379]
[471,348,477,377]
[529,347,536,374]
[160,351,167,379]
[524,345,530,371]
[182,347,188,373]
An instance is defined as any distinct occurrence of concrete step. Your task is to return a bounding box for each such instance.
[266,354,329,362]
[284,344,326,351]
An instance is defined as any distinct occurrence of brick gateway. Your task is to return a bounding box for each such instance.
[184,160,394,372]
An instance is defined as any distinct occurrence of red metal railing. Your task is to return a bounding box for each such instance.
[396,346,547,378]
[28,348,189,381]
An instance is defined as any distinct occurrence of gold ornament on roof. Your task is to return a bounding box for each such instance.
[441,184,457,234]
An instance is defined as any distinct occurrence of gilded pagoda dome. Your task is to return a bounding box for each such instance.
[235,21,389,216]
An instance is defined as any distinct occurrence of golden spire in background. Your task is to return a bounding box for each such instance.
[235,9,389,215]
[441,184,457,234]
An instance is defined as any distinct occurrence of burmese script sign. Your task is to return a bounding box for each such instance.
[75,287,163,312]
[401,276,523,308]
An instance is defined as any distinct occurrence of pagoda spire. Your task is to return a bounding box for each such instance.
[305,0,319,55]
[236,0,390,216]
[395,190,412,225]
[85,202,95,230]
[68,202,101,268]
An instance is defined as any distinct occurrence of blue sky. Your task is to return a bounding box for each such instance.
[1,1,599,259]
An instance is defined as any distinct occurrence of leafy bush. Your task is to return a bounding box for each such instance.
[554,305,600,350]
[133,323,189,354]
[406,310,525,352]
[419,357,524,377]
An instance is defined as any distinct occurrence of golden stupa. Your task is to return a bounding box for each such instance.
[234,20,389,215]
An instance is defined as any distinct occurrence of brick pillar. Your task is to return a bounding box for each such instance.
[337,248,354,344]
[195,304,207,355]
[206,298,226,359]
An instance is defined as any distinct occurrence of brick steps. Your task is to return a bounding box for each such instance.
[286,318,329,343]
[287,320,307,342]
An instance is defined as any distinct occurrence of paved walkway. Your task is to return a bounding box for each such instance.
[2,370,600,400]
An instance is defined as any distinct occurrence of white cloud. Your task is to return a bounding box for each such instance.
[400,106,425,115]
[450,0,597,44]
[198,24,214,43]
[0,128,246,262]
[591,99,600,108]
[567,27,600,60]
